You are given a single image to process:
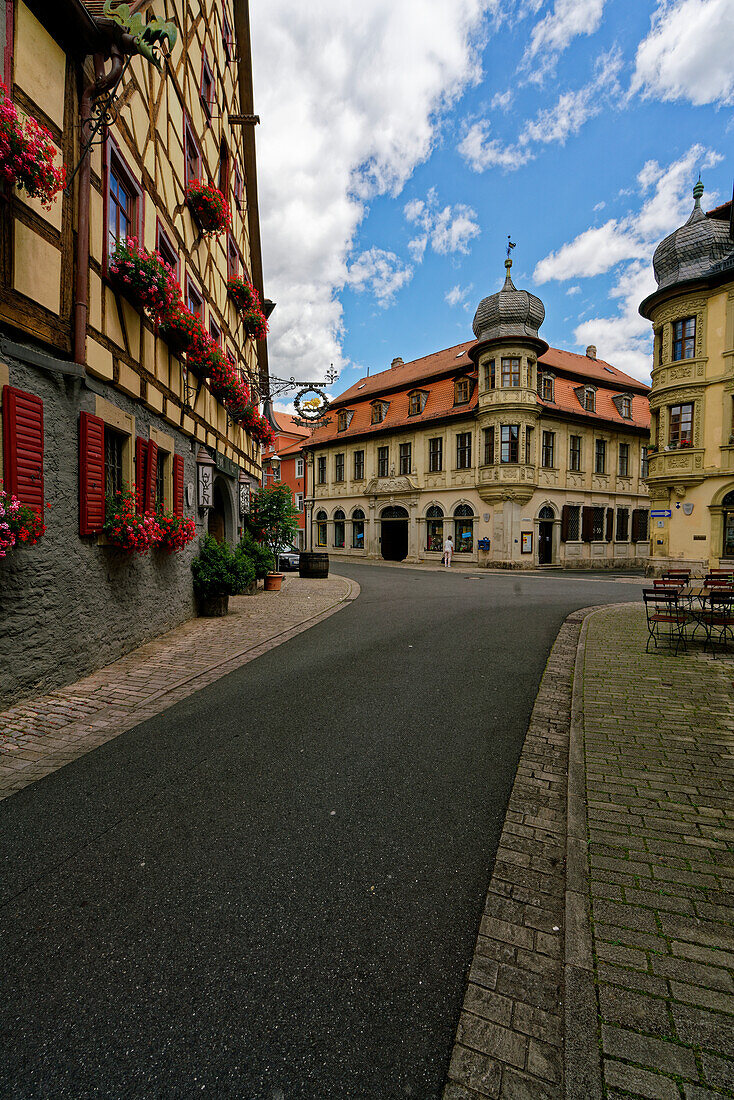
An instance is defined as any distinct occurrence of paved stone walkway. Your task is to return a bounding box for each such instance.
[0,573,356,801]
[580,605,734,1100]
[445,602,733,1100]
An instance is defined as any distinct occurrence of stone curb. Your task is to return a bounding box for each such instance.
[563,606,608,1100]
[442,602,614,1100]
[0,575,360,801]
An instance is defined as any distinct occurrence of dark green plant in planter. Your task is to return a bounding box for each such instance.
[237,528,275,580]
[191,535,236,616]
[232,542,257,594]
[251,482,299,573]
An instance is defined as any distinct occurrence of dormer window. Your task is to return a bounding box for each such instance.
[408,390,428,416]
[371,401,388,424]
[540,374,554,402]
[575,385,596,413]
[337,410,354,432]
[454,378,471,405]
[621,395,631,418]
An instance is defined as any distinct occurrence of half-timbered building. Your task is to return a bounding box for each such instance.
[0,0,270,702]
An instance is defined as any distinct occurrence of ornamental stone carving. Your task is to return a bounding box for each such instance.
[365,476,417,496]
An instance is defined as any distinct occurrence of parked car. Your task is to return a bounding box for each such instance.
[277,544,301,572]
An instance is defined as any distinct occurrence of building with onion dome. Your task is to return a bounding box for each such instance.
[640,180,734,571]
[304,253,651,569]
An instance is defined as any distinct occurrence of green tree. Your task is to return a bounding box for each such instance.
[251,482,299,571]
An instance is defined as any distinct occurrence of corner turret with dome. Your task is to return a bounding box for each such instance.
[470,242,548,362]
[642,179,734,314]
[639,175,734,574]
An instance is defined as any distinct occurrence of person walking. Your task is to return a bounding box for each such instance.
[443,534,453,568]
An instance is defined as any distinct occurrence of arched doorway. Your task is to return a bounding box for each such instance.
[722,490,734,558]
[380,505,409,561]
[208,481,227,542]
[453,503,474,555]
[538,505,555,565]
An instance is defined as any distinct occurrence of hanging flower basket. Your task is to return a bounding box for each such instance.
[227,275,269,340]
[0,81,65,207]
[159,300,209,360]
[104,488,162,553]
[0,485,45,557]
[109,238,179,321]
[185,180,230,236]
[156,512,196,552]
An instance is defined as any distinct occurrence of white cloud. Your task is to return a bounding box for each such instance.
[522,0,607,80]
[445,283,474,307]
[459,48,621,172]
[491,88,513,110]
[592,200,606,212]
[346,248,413,307]
[520,47,621,144]
[566,285,581,295]
[404,186,481,256]
[458,120,533,172]
[631,0,734,107]
[534,144,722,380]
[250,1,494,382]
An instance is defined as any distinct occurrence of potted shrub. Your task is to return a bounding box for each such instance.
[236,528,274,588]
[250,482,299,591]
[232,541,257,594]
[0,485,45,557]
[185,179,230,236]
[0,81,65,207]
[191,534,236,615]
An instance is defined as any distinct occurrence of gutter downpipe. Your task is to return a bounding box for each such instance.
[73,48,124,367]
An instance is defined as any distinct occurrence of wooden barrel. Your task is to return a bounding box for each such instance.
[299,552,329,578]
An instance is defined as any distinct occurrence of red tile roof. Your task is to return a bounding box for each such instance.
[273,411,312,437]
[309,341,649,447]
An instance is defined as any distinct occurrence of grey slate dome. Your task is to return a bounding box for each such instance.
[653,180,734,291]
[472,258,546,344]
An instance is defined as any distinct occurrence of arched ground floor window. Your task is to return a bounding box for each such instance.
[722,490,734,558]
[316,510,328,547]
[426,505,443,550]
[334,509,345,548]
[352,508,365,548]
[454,504,474,553]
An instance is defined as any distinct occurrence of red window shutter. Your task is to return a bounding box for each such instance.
[560,504,570,542]
[145,440,158,511]
[2,386,44,512]
[606,507,614,542]
[173,454,184,516]
[135,437,148,514]
[79,411,105,535]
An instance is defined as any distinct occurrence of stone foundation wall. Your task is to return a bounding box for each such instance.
[0,359,240,707]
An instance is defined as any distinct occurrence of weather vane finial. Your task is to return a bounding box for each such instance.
[507,235,516,259]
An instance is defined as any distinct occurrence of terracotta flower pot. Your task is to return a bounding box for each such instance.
[264,572,284,592]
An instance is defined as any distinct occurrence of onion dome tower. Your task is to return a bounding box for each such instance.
[471,243,547,506]
[649,179,734,296]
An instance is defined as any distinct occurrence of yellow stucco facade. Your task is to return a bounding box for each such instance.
[641,191,734,572]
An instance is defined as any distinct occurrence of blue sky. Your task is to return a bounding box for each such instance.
[250,0,734,405]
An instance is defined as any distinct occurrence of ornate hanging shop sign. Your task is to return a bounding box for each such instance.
[292,386,331,426]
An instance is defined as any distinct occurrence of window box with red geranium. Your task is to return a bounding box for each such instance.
[0,486,45,557]
[103,488,162,553]
[159,300,210,360]
[155,512,196,552]
[185,179,230,236]
[109,238,180,321]
[227,275,269,340]
[0,81,65,207]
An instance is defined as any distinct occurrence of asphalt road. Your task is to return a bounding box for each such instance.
[0,565,643,1099]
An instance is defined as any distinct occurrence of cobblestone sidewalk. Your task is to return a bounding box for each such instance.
[579,605,734,1100]
[444,602,733,1100]
[0,573,356,801]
